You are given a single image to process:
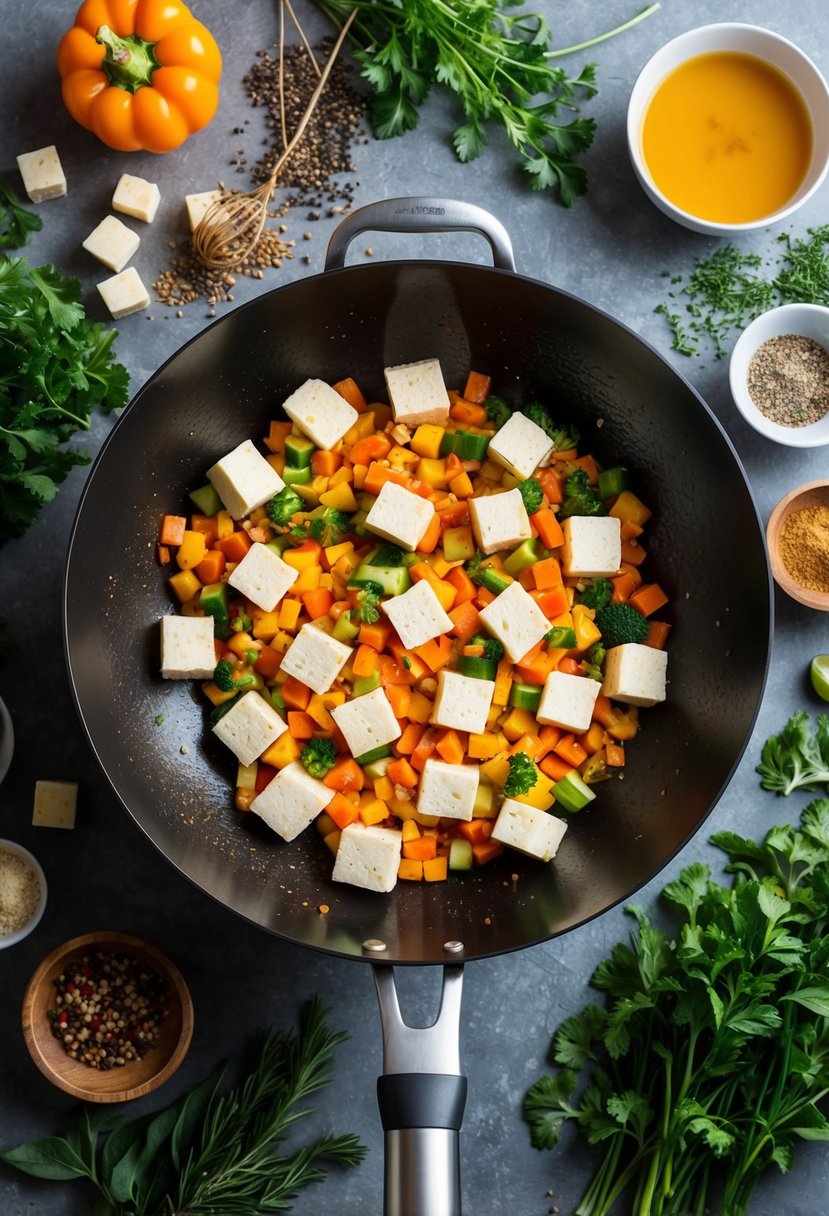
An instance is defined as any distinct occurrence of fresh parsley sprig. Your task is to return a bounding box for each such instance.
[0,177,42,249]
[757,710,829,796]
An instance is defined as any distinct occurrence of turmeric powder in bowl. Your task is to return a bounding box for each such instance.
[779,505,829,593]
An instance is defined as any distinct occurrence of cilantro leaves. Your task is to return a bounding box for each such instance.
[0,177,42,250]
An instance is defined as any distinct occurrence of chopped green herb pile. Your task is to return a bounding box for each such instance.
[0,178,42,250]
[757,710,829,797]
[524,803,829,1216]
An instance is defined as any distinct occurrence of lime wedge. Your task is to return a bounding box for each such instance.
[810,654,829,702]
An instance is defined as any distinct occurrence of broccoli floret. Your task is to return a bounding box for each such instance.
[596,603,649,648]
[579,578,613,612]
[356,580,384,624]
[470,634,505,662]
[266,485,304,526]
[559,470,606,519]
[504,752,539,798]
[300,737,338,778]
[523,402,581,451]
[484,395,511,429]
[293,507,350,547]
[213,658,255,693]
[517,478,544,515]
[581,641,607,682]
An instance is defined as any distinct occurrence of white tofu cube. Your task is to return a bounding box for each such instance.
[82,214,141,272]
[602,643,667,707]
[96,266,149,319]
[112,173,161,223]
[487,411,554,479]
[384,358,450,427]
[477,579,549,663]
[185,189,225,231]
[281,379,358,450]
[431,669,495,735]
[211,690,287,766]
[279,623,352,695]
[331,686,402,758]
[250,760,332,841]
[207,439,285,520]
[365,480,436,551]
[160,615,216,679]
[491,798,567,862]
[468,488,531,555]
[562,516,622,577]
[332,822,402,892]
[33,781,78,829]
[16,145,66,202]
[417,758,479,821]
[382,579,452,650]
[537,670,601,732]
[227,543,298,611]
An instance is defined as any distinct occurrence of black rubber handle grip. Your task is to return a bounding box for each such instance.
[377,1073,468,1132]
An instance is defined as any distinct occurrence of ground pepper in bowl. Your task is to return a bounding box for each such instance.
[779,504,829,592]
[747,332,829,426]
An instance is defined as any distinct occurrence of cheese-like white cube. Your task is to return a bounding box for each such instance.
[431,669,495,734]
[477,579,549,663]
[384,358,450,428]
[468,488,531,555]
[602,643,667,707]
[280,623,352,695]
[382,579,452,650]
[562,516,622,577]
[228,543,298,611]
[97,266,150,319]
[33,781,78,829]
[537,670,601,732]
[332,822,402,892]
[250,760,332,841]
[17,145,66,202]
[207,439,285,520]
[365,481,436,551]
[331,686,402,758]
[83,214,141,272]
[491,798,567,861]
[212,690,287,766]
[112,173,161,223]
[487,411,554,479]
[281,379,358,450]
[160,614,216,679]
[417,758,479,821]
[185,189,225,231]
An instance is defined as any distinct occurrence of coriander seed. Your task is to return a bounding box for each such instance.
[747,332,829,427]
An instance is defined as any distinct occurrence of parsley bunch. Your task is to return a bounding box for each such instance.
[757,710,829,796]
[0,178,42,250]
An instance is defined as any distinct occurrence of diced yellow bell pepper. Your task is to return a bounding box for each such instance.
[323,829,341,855]
[388,444,419,468]
[573,603,602,650]
[352,463,368,490]
[325,541,354,567]
[320,481,358,512]
[407,690,434,724]
[169,569,201,602]
[401,819,421,841]
[272,629,295,651]
[423,856,448,882]
[486,703,502,730]
[292,566,321,594]
[277,598,301,630]
[550,610,575,632]
[283,546,319,573]
[398,858,424,881]
[416,458,447,488]
[410,424,445,459]
[202,681,237,707]
[514,768,555,810]
[609,491,652,527]
[332,551,360,581]
[179,594,203,617]
[352,412,377,440]
[500,707,538,741]
[216,510,234,540]
[468,731,508,760]
[253,612,281,641]
[236,762,258,791]
[360,798,390,827]
[261,733,301,769]
[449,472,473,498]
[479,753,511,787]
[266,453,286,476]
[328,465,353,488]
[225,630,257,657]
[480,460,503,481]
[374,775,395,802]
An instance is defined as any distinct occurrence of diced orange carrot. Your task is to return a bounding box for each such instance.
[536,724,562,759]
[157,544,171,565]
[444,451,465,480]
[532,585,570,619]
[450,399,488,427]
[475,586,497,608]
[531,508,564,549]
[415,635,453,672]
[218,530,253,562]
[388,757,419,788]
[311,448,342,477]
[438,501,470,529]
[435,729,465,764]
[302,588,334,619]
[592,695,616,728]
[283,538,323,567]
[540,753,574,782]
[264,420,292,453]
[606,743,625,767]
[195,549,226,584]
[380,655,413,686]
[411,727,439,772]
[323,757,364,793]
[463,370,492,405]
[446,566,476,605]
[611,572,638,603]
[536,468,563,505]
[281,676,311,710]
[352,644,379,678]
[448,599,481,642]
[645,620,671,649]
[287,711,315,739]
[358,620,392,650]
[514,649,558,685]
[558,656,582,676]
[397,722,425,754]
[532,555,563,590]
[386,683,411,718]
[620,519,644,541]
[554,733,589,767]
[332,376,368,413]
[327,791,361,829]
[423,855,449,882]
[629,583,669,617]
[621,538,647,566]
[472,839,504,866]
[254,645,281,679]
[416,512,443,554]
[581,721,606,755]
[159,514,186,546]
[457,818,492,844]
[348,433,391,466]
[509,733,543,759]
[190,514,218,544]
[403,835,438,861]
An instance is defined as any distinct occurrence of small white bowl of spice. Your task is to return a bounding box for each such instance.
[0,839,47,949]
[729,303,829,446]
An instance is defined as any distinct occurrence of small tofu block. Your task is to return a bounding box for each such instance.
[331,686,402,758]
[602,643,668,707]
[332,822,402,892]
[365,480,435,551]
[477,579,549,663]
[83,214,141,272]
[16,145,66,202]
[562,516,622,577]
[431,669,495,735]
[212,691,287,766]
[185,189,225,231]
[228,543,298,611]
[112,173,161,223]
[468,488,531,555]
[382,579,453,650]
[207,439,285,520]
[487,411,554,479]
[33,781,78,829]
[384,358,450,428]
[418,758,479,821]
[537,670,601,733]
[250,760,332,841]
[281,379,358,450]
[97,266,150,319]
[491,798,567,861]
[280,623,352,695]
[160,614,216,679]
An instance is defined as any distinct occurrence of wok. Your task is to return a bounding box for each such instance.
[65,198,772,1215]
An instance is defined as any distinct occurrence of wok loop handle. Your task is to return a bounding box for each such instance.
[325,197,515,272]
[374,964,466,1216]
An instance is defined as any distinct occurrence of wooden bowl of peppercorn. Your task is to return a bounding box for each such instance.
[21,931,193,1102]
[767,480,829,611]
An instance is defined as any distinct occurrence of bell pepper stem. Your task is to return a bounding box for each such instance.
[96,25,158,92]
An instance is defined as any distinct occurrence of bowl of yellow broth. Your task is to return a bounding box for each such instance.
[627,24,829,235]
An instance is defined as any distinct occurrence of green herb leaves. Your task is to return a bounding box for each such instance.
[757,710,829,796]
[0,177,42,250]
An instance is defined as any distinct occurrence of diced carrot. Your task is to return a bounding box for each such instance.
[645,620,671,649]
[532,555,563,590]
[218,530,253,562]
[283,539,323,569]
[302,588,334,619]
[380,654,413,686]
[558,656,582,676]
[444,451,465,480]
[352,644,379,678]
[397,722,425,754]
[254,645,282,679]
[254,763,277,794]
[555,733,588,767]
[190,514,218,544]
[311,448,342,477]
[540,753,574,782]
[332,376,368,413]
[358,620,392,650]
[195,549,226,584]
[423,855,449,882]
[514,649,558,685]
[348,433,391,467]
[281,676,311,710]
[536,724,562,759]
[592,695,616,728]
[509,733,543,759]
[629,583,669,617]
[411,727,439,772]
[472,839,504,866]
[329,600,352,621]
[415,635,453,672]
[157,544,171,565]
[536,468,563,504]
[386,683,411,718]
[323,758,364,793]
[450,399,488,427]
[388,757,418,788]
[532,585,570,619]
[264,420,292,453]
[399,858,424,881]
[159,514,186,546]
[570,454,598,483]
[620,519,643,541]
[457,818,492,844]
[435,729,465,764]
[449,471,473,498]
[403,835,438,861]
[327,791,361,829]
[581,721,606,755]
[448,599,481,642]
[438,501,470,529]
[463,370,492,405]
[475,586,496,608]
[611,572,638,603]
[606,743,626,767]
[287,711,315,739]
[446,566,476,605]
[531,508,564,549]
[621,538,647,566]
[416,512,443,554]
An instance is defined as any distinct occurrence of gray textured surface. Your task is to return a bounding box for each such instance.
[1,1,828,1213]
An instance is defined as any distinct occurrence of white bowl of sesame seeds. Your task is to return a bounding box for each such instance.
[0,839,47,949]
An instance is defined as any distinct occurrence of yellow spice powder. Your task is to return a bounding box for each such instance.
[779,505,829,592]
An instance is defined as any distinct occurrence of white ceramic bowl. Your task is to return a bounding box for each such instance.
[0,840,47,949]
[627,23,829,236]
[0,695,14,786]
[729,303,829,447]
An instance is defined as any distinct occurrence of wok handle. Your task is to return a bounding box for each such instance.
[374,964,466,1216]
[325,197,515,272]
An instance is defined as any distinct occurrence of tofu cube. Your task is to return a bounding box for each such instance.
[211,690,287,766]
[487,411,554,479]
[250,760,332,841]
[160,614,216,679]
[281,379,358,450]
[382,579,453,650]
[562,516,622,577]
[365,480,436,551]
[332,822,402,893]
[279,623,352,695]
[227,543,298,611]
[602,643,668,707]
[16,145,66,202]
[33,781,78,829]
[331,686,402,758]
[468,488,531,555]
[537,670,601,733]
[185,189,225,231]
[417,758,479,821]
[431,669,495,735]
[491,798,567,862]
[207,439,285,520]
[112,173,161,223]
[384,358,450,428]
[477,579,549,663]
[83,214,141,272]
[96,266,150,319]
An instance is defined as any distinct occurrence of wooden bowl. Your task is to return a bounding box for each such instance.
[22,931,193,1102]
[767,479,829,610]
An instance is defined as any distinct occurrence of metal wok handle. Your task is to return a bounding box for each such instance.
[374,964,466,1216]
[325,197,515,272]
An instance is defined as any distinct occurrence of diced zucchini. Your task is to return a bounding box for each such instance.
[546,626,577,649]
[508,682,542,711]
[353,670,382,697]
[472,782,497,818]
[189,483,222,515]
[356,744,392,765]
[457,655,497,681]
[349,555,411,596]
[479,567,511,596]
[440,430,491,461]
[266,535,292,553]
[364,754,393,780]
[283,464,312,485]
[552,770,596,812]
[284,434,315,468]
[366,544,406,567]
[332,610,360,642]
[200,581,229,626]
[502,538,543,576]
[598,466,630,500]
[449,837,474,871]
